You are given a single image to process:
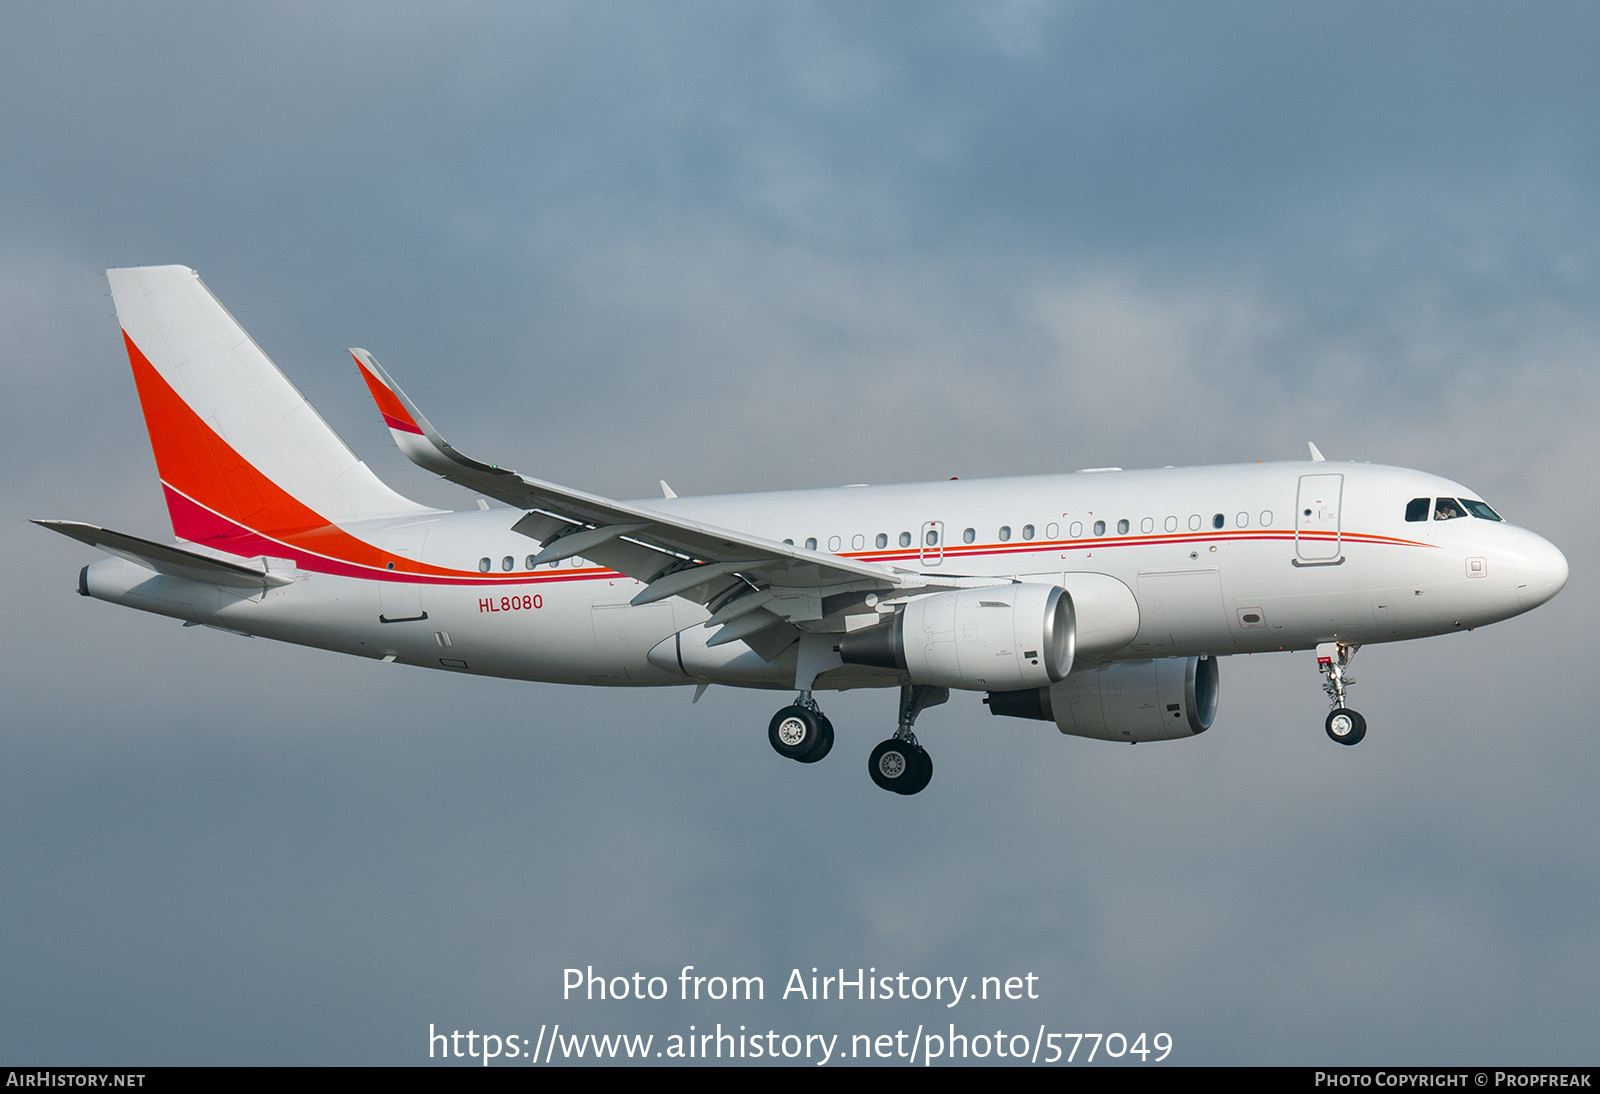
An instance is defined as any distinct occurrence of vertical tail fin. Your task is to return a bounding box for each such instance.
[108,266,431,547]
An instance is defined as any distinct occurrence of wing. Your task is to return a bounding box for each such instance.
[351,350,995,655]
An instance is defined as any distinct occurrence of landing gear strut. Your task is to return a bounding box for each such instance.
[868,683,947,796]
[1316,642,1367,746]
[765,682,947,794]
[768,693,834,764]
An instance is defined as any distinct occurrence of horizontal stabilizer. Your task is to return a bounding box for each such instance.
[33,520,294,590]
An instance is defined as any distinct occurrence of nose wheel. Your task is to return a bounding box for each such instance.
[1316,642,1367,746]
[1325,707,1367,746]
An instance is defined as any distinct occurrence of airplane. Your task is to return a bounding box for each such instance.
[37,265,1569,795]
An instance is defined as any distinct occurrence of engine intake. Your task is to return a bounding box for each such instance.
[839,584,1073,692]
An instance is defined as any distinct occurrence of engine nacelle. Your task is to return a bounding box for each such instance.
[986,655,1219,742]
[839,584,1074,692]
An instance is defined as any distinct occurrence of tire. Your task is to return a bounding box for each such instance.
[769,706,823,761]
[1326,707,1367,746]
[797,714,834,764]
[868,738,926,794]
[901,745,933,795]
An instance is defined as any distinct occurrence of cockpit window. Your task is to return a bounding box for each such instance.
[1461,499,1503,521]
[1405,497,1431,522]
[1433,497,1465,521]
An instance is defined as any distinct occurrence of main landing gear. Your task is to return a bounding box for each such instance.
[1316,641,1367,746]
[767,696,834,764]
[765,683,948,795]
[866,683,947,796]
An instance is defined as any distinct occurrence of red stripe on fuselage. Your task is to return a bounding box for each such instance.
[122,331,1438,588]
[159,482,612,585]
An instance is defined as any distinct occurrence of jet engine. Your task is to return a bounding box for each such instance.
[986,655,1218,742]
[839,583,1073,692]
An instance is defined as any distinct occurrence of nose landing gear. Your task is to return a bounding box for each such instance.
[1325,707,1367,745]
[1317,642,1367,745]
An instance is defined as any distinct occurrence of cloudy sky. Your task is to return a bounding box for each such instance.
[3,1,1595,1066]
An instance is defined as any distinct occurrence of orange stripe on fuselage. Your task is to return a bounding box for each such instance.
[120,330,1440,585]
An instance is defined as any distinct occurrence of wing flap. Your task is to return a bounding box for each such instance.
[351,351,1020,648]
[349,351,986,621]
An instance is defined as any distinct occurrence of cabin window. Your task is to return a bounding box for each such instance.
[1141,517,1154,533]
[828,536,841,552]
[998,525,1012,542]
[1165,516,1178,532]
[805,537,818,550]
[1189,514,1202,531]
[1212,513,1225,530]
[1260,510,1272,525]
[525,555,537,570]
[1094,520,1106,536]
[925,528,939,546]
[875,533,888,549]
[899,531,912,548]
[478,557,491,573]
[963,527,976,544]
[783,538,794,546]
[1434,498,1465,521]
[1236,512,1249,528]
[1046,522,1059,538]
[502,556,514,571]
[852,534,865,550]
[1022,524,1035,540]
[1405,498,1431,522]
[1117,519,1129,534]
[1070,521,1083,538]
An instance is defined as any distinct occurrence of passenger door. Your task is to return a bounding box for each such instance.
[1295,474,1343,562]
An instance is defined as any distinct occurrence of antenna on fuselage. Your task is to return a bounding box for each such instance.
[1307,442,1327,462]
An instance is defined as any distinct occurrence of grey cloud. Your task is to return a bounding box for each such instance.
[3,2,1595,1065]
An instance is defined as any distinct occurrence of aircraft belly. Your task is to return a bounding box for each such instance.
[210,573,676,685]
[1131,569,1237,654]
[590,599,683,684]
[414,579,675,685]
[1251,589,1377,644]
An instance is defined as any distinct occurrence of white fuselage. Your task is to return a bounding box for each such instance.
[80,459,1567,691]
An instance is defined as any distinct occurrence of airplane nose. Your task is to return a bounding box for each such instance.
[1512,532,1569,611]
